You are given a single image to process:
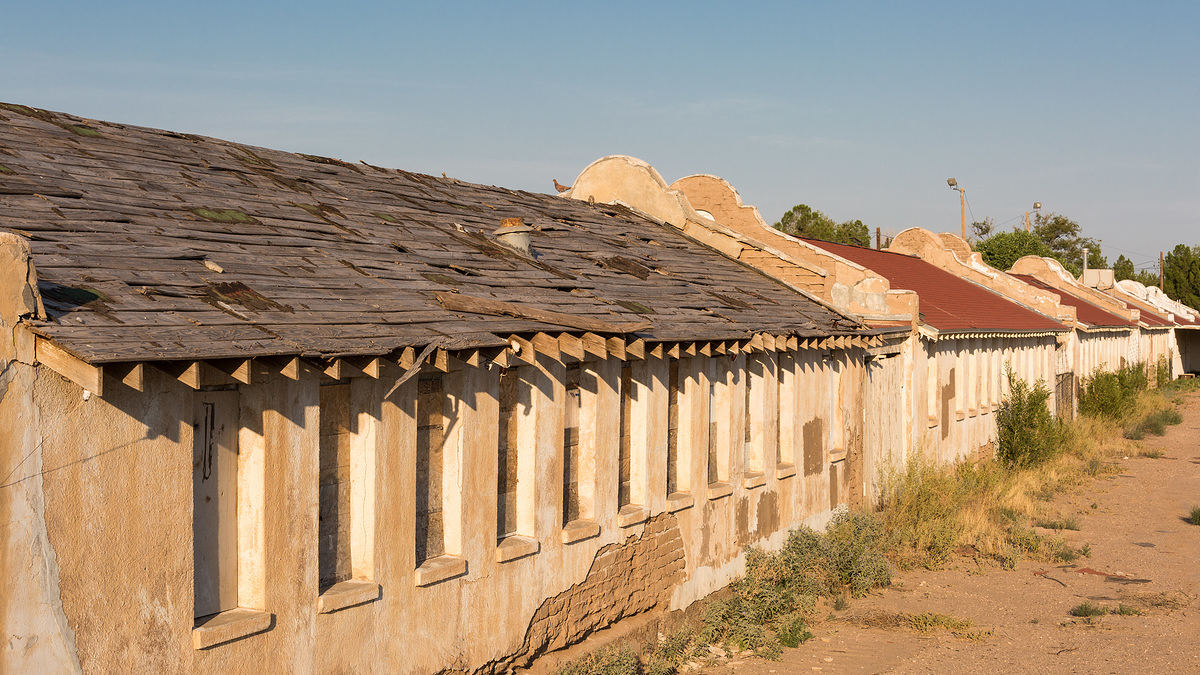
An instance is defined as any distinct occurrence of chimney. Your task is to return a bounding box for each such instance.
[493,217,534,256]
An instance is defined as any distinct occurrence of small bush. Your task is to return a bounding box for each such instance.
[1112,604,1142,616]
[1155,357,1171,388]
[1079,363,1149,419]
[776,614,814,648]
[1188,506,1200,526]
[699,510,891,656]
[996,370,1067,467]
[557,644,641,675]
[644,629,699,675]
[1069,601,1105,617]
[1125,408,1183,439]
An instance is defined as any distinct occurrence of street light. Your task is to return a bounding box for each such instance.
[947,178,965,240]
[1025,201,1041,232]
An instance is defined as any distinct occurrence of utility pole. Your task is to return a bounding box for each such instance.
[946,178,965,240]
[1024,211,1029,231]
[1160,251,1165,287]
[875,227,881,250]
[958,187,966,241]
[1083,247,1089,275]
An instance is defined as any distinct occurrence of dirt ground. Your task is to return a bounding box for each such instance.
[709,392,1200,674]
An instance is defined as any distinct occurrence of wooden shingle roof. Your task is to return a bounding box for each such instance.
[0,103,866,364]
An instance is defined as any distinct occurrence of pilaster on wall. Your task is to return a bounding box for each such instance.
[0,232,45,362]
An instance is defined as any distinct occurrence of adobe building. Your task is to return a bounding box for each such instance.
[0,104,888,672]
[1079,270,1182,377]
[562,157,919,502]
[1009,256,1141,402]
[562,157,1068,466]
[801,239,1067,462]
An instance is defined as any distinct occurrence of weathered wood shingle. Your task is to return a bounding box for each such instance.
[0,103,866,364]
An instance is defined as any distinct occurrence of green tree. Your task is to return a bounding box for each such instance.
[1114,254,1135,281]
[774,204,871,247]
[1163,244,1200,308]
[970,218,994,242]
[1031,212,1107,274]
[975,229,1053,271]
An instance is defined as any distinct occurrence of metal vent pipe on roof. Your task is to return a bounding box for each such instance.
[493,217,534,256]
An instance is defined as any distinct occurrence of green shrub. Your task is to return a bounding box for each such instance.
[1035,515,1081,531]
[1069,601,1105,617]
[996,370,1067,466]
[699,510,891,656]
[1156,357,1171,388]
[1188,506,1200,526]
[556,644,641,675]
[1079,363,1149,419]
[1125,408,1183,439]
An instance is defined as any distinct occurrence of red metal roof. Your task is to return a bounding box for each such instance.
[804,239,1066,333]
[1110,294,1174,328]
[1010,274,1133,328]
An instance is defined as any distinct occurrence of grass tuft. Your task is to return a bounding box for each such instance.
[1069,601,1106,617]
[1035,514,1081,531]
[556,644,641,675]
[1188,506,1200,526]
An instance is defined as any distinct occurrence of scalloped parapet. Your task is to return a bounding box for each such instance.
[889,228,1074,326]
[564,159,915,326]
[1010,255,1137,321]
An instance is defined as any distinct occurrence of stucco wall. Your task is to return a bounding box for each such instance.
[2,341,882,673]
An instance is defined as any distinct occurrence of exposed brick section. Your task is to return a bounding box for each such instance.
[483,513,686,673]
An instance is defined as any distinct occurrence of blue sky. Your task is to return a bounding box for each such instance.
[3,1,1197,272]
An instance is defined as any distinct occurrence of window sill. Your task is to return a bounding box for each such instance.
[317,579,380,614]
[192,608,273,649]
[829,449,847,463]
[743,471,766,489]
[955,411,966,421]
[414,555,467,587]
[968,408,978,418]
[496,535,539,563]
[706,482,732,500]
[927,416,939,428]
[775,463,797,479]
[666,491,694,513]
[561,519,600,544]
[617,504,649,528]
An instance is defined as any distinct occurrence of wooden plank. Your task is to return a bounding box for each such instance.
[684,342,698,357]
[786,336,799,351]
[432,348,451,372]
[324,358,364,380]
[490,348,512,369]
[606,336,626,360]
[581,333,608,360]
[463,350,482,367]
[510,336,538,365]
[105,362,145,392]
[667,343,681,359]
[530,332,561,361]
[748,334,765,351]
[344,355,383,378]
[434,292,651,334]
[156,361,202,390]
[398,346,416,370]
[36,337,103,395]
[648,343,665,359]
[558,334,585,362]
[699,342,712,356]
[626,338,646,360]
[713,341,727,355]
[208,358,264,384]
[265,356,302,380]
